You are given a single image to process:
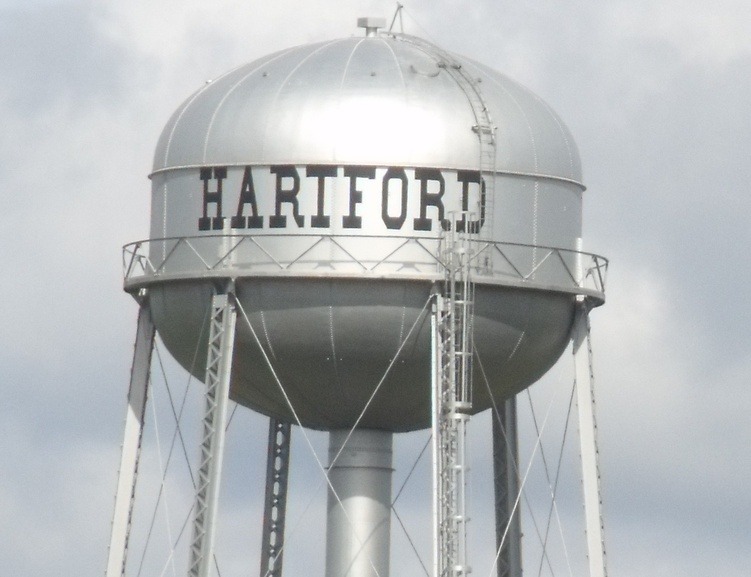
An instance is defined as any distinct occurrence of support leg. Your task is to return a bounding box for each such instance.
[492,397,522,577]
[433,219,477,577]
[260,418,292,577]
[106,303,156,577]
[572,305,607,577]
[188,293,237,577]
[325,429,393,577]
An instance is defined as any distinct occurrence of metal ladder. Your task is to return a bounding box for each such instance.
[390,33,497,241]
[432,218,475,577]
[397,30,489,577]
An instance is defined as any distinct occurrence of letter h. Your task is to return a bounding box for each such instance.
[198,167,227,231]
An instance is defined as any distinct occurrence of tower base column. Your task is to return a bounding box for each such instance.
[325,429,393,577]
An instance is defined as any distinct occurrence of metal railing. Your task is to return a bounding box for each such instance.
[123,234,607,303]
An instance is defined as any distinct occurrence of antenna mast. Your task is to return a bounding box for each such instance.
[388,3,404,33]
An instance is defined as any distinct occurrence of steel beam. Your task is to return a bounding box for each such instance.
[106,303,156,577]
[260,418,292,577]
[188,292,237,577]
[432,218,475,577]
[572,304,607,577]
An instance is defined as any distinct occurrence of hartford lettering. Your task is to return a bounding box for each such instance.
[198,165,485,233]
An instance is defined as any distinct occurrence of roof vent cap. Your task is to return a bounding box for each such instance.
[357,17,386,37]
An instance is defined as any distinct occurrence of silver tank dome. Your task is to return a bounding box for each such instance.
[128,31,605,432]
[152,35,582,183]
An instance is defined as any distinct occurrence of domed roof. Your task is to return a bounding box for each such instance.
[153,33,582,184]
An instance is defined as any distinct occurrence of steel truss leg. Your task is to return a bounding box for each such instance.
[431,293,472,577]
[106,303,156,577]
[260,418,292,577]
[572,304,607,577]
[492,397,522,577]
[431,219,475,577]
[188,292,237,577]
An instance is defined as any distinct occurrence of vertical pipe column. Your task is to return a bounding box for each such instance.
[572,304,607,577]
[430,298,441,577]
[492,398,522,577]
[325,429,393,577]
[106,303,155,577]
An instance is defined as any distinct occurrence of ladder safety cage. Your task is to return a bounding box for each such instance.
[432,213,477,577]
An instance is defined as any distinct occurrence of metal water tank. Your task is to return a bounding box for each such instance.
[123,29,605,431]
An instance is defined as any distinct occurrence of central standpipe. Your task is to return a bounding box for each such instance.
[325,430,394,577]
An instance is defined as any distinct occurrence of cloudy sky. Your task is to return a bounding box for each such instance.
[1,1,749,576]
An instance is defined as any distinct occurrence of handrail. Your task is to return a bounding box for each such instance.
[123,234,607,304]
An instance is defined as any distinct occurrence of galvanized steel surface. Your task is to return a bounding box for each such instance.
[133,30,602,430]
[152,35,582,179]
[147,278,575,431]
[148,33,584,257]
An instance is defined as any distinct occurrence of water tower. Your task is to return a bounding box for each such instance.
[108,18,608,577]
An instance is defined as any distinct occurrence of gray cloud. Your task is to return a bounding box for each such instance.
[0,3,133,113]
